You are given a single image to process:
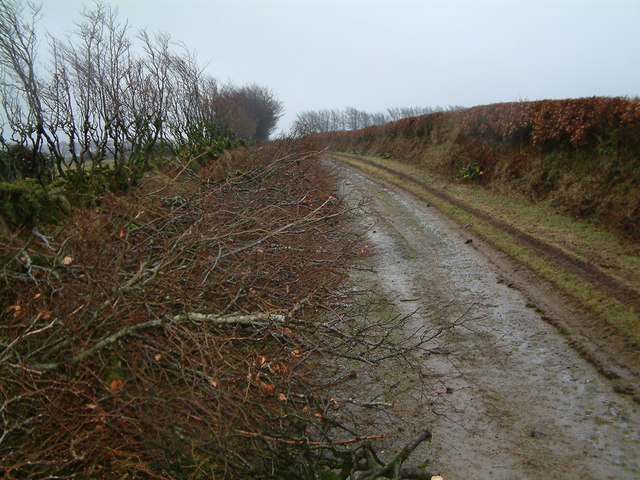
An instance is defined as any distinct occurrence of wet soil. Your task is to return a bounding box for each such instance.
[328,160,640,480]
[350,155,640,314]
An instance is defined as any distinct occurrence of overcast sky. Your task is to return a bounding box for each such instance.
[38,0,640,133]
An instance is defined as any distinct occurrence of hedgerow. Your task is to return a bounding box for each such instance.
[314,97,640,239]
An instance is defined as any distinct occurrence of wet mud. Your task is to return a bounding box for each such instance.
[329,160,640,480]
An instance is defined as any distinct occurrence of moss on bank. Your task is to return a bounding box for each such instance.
[0,179,70,227]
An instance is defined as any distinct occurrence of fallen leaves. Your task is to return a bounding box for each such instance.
[108,379,123,394]
[255,355,268,368]
[247,372,276,394]
[4,300,24,318]
[259,381,275,394]
[4,303,21,315]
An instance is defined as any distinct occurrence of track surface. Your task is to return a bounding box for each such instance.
[329,159,640,480]
[345,154,640,313]
[330,153,640,398]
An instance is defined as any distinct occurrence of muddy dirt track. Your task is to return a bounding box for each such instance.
[327,159,640,480]
[347,155,640,314]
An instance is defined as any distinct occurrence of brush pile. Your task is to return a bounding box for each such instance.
[0,146,436,479]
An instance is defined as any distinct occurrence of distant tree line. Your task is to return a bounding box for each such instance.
[291,105,464,135]
[0,0,283,182]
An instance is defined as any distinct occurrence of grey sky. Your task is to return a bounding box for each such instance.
[38,0,640,133]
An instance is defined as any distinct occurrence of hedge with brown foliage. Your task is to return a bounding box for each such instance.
[315,97,640,239]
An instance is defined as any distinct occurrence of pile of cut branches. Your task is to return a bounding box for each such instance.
[1,147,437,479]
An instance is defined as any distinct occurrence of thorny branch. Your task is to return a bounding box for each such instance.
[0,145,444,479]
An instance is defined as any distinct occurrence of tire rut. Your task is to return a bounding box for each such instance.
[338,154,640,313]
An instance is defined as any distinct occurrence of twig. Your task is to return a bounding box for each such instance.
[359,430,433,480]
[172,311,287,325]
[221,196,340,259]
[29,311,293,371]
[235,430,385,446]
[32,227,56,251]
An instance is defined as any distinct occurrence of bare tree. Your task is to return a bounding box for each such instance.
[292,105,459,135]
[214,83,283,142]
[65,2,132,169]
[138,29,173,149]
[1,0,285,184]
[0,0,61,180]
